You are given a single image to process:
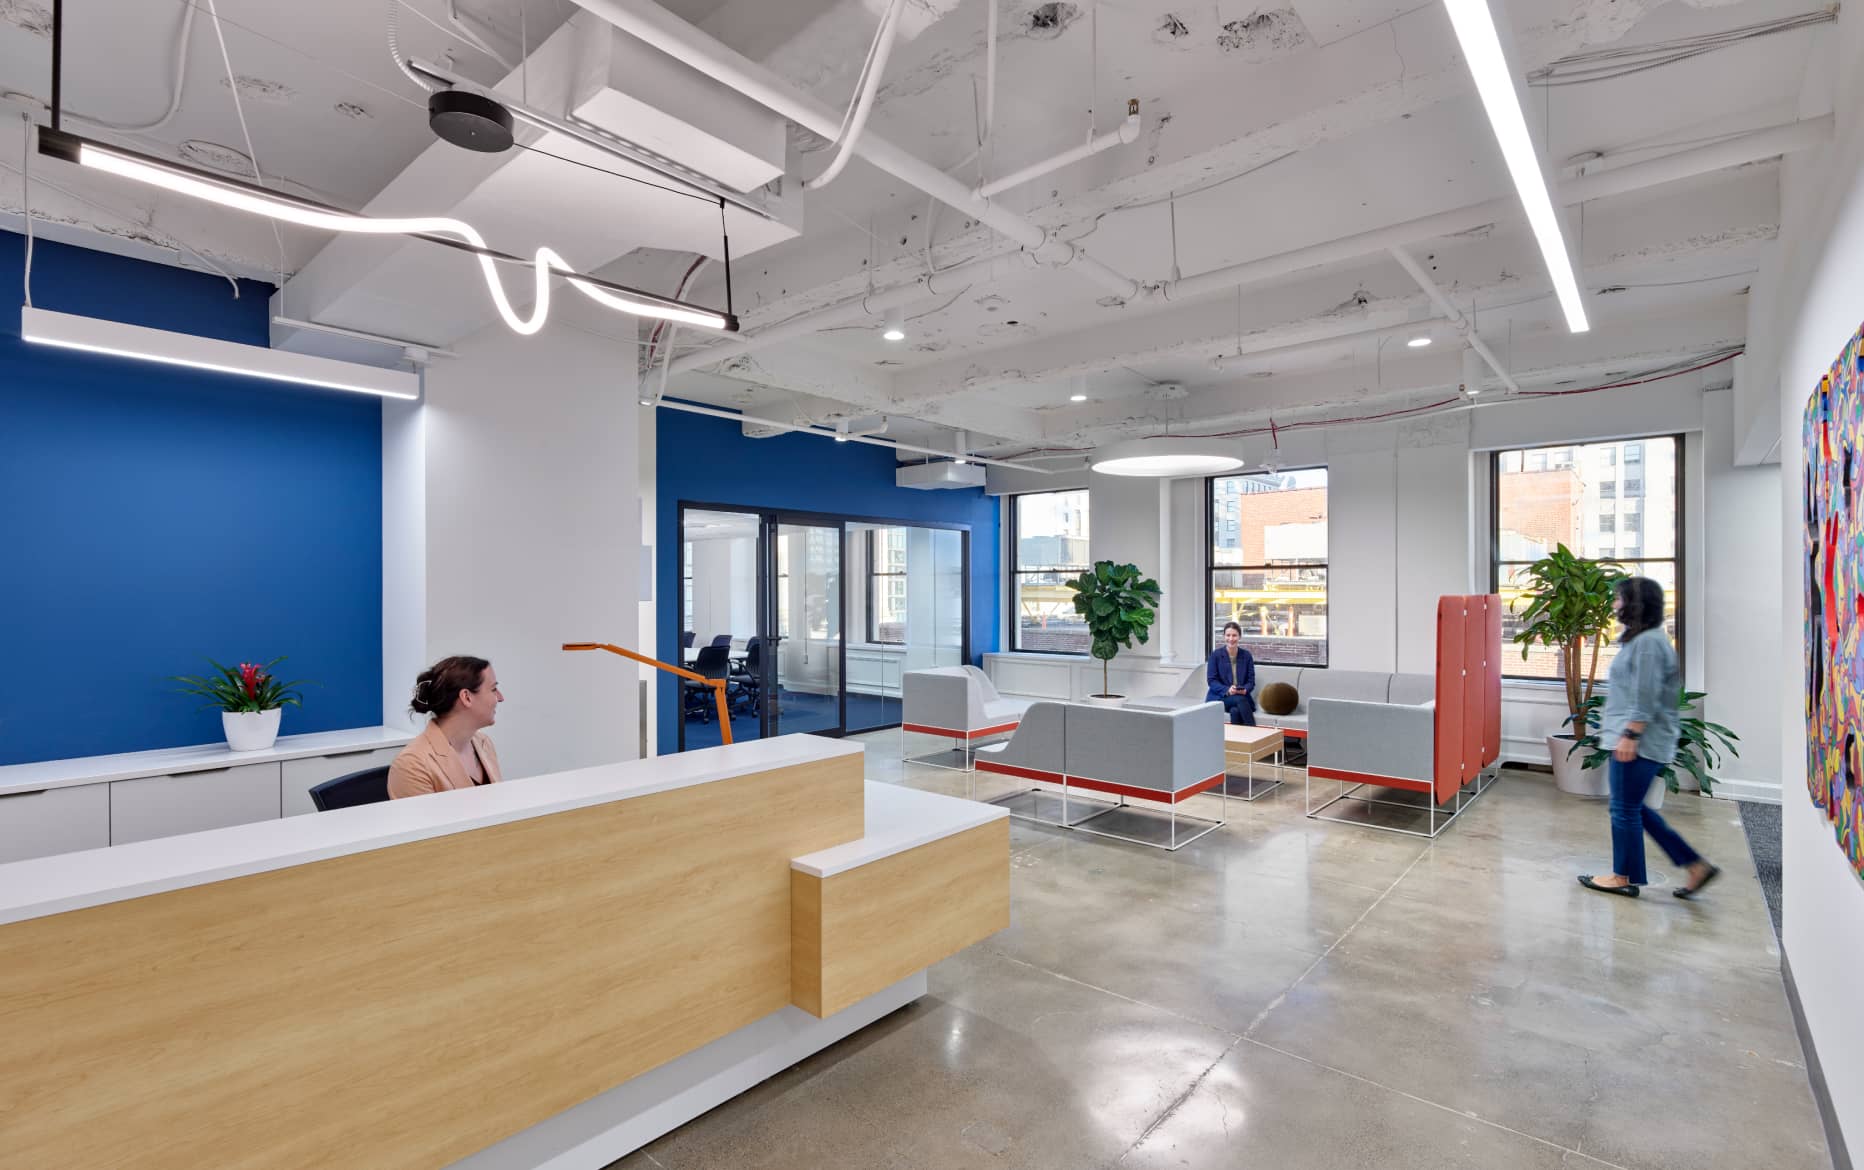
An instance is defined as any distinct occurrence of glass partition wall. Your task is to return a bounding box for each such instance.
[678,505,968,751]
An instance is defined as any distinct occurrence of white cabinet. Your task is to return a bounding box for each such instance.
[281,747,402,817]
[0,784,110,863]
[109,764,282,845]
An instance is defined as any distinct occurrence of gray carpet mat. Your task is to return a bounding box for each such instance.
[1736,800,1783,935]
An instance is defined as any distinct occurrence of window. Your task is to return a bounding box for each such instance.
[1011,490,1091,653]
[1493,435,1682,681]
[1208,468,1329,666]
[866,528,908,644]
[1624,478,1643,496]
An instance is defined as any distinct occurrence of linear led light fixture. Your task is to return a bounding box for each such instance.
[22,306,422,399]
[36,128,738,335]
[1442,0,1589,333]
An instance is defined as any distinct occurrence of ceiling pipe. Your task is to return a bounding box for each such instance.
[566,0,1141,300]
[1208,316,1452,373]
[1154,116,1829,305]
[1387,245,1520,394]
[651,398,1052,472]
[805,0,905,190]
[667,115,1827,382]
[975,103,1141,200]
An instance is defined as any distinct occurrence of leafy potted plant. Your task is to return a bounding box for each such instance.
[173,657,314,752]
[1065,560,1162,705]
[1509,545,1624,795]
[1563,690,1741,796]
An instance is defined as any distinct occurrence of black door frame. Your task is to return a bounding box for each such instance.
[675,500,973,748]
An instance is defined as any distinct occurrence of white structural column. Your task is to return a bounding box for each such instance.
[1156,479,1174,664]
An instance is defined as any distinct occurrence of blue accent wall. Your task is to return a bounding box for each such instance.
[0,232,383,764]
[655,406,999,752]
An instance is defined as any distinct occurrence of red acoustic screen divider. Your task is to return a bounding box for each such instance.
[1460,598,1484,789]
[1432,597,1467,804]
[1482,595,1503,768]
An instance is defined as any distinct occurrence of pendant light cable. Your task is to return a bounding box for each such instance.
[21,112,34,307]
[205,0,286,301]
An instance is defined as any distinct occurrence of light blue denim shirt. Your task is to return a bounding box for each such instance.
[1597,628,1681,763]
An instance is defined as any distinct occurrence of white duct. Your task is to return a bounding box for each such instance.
[671,116,1828,379]
[569,0,1141,299]
[651,398,1051,471]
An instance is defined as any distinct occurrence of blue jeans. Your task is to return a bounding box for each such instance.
[1217,694,1256,725]
[1609,754,1700,885]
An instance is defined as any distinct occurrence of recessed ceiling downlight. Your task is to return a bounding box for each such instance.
[1090,438,1244,478]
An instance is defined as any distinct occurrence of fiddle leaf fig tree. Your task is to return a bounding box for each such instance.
[1510,544,1625,728]
[1065,560,1162,698]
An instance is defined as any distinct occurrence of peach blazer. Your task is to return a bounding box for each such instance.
[387,721,503,799]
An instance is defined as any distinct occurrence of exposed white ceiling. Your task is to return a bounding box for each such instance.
[0,0,1832,460]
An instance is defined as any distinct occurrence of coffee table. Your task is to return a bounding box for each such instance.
[1222,724,1286,800]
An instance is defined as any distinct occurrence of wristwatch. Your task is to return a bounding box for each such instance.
[1623,729,1642,740]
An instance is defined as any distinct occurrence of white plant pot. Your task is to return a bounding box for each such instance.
[1082,694,1127,708]
[223,708,283,752]
[1548,733,1607,797]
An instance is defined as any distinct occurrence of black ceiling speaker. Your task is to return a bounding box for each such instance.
[428,90,514,153]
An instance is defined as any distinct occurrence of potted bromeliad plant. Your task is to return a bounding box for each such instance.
[1509,544,1624,795]
[173,657,315,752]
[1563,690,1741,796]
[1065,560,1162,706]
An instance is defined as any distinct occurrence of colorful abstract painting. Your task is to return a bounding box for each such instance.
[1804,321,1864,883]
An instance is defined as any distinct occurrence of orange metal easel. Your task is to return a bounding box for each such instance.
[562,641,735,745]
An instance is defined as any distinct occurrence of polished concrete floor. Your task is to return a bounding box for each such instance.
[614,732,1829,1170]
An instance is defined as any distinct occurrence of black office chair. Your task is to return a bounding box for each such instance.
[709,633,733,648]
[682,630,696,649]
[309,765,392,811]
[683,644,736,723]
[730,636,763,716]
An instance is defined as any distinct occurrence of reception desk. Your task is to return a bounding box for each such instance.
[0,735,1009,1169]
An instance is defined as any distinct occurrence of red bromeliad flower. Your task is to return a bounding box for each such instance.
[239,662,264,700]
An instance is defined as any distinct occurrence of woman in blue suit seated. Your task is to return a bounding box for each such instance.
[1207,621,1257,725]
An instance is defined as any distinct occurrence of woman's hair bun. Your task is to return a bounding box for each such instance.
[408,657,488,718]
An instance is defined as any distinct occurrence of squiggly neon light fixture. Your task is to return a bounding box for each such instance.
[37,127,739,335]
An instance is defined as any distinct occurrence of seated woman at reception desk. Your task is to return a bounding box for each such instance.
[388,656,505,799]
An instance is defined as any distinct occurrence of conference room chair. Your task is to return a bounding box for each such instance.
[309,765,393,812]
[683,645,737,723]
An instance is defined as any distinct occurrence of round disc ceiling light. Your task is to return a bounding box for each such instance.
[429,90,515,153]
[1090,438,1244,478]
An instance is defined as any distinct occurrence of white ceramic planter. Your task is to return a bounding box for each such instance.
[1547,733,1607,797]
[1081,694,1127,708]
[223,708,283,752]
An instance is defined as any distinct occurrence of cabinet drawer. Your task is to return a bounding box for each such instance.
[281,747,403,816]
[109,763,282,845]
[0,784,111,863]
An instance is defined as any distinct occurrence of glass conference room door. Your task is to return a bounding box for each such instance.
[766,520,843,736]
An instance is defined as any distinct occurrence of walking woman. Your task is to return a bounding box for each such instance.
[1578,576,1719,899]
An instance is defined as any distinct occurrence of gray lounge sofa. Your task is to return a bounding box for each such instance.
[974,700,1227,850]
[1128,665,1432,742]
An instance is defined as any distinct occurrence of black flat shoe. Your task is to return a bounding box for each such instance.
[1578,875,1639,897]
[1674,864,1722,900]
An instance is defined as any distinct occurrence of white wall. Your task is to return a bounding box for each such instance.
[1702,388,1784,802]
[1763,18,1864,1150]
[418,319,643,778]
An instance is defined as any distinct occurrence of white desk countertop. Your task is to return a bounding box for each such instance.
[790,781,1008,878]
[0,734,863,926]
[0,726,419,797]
